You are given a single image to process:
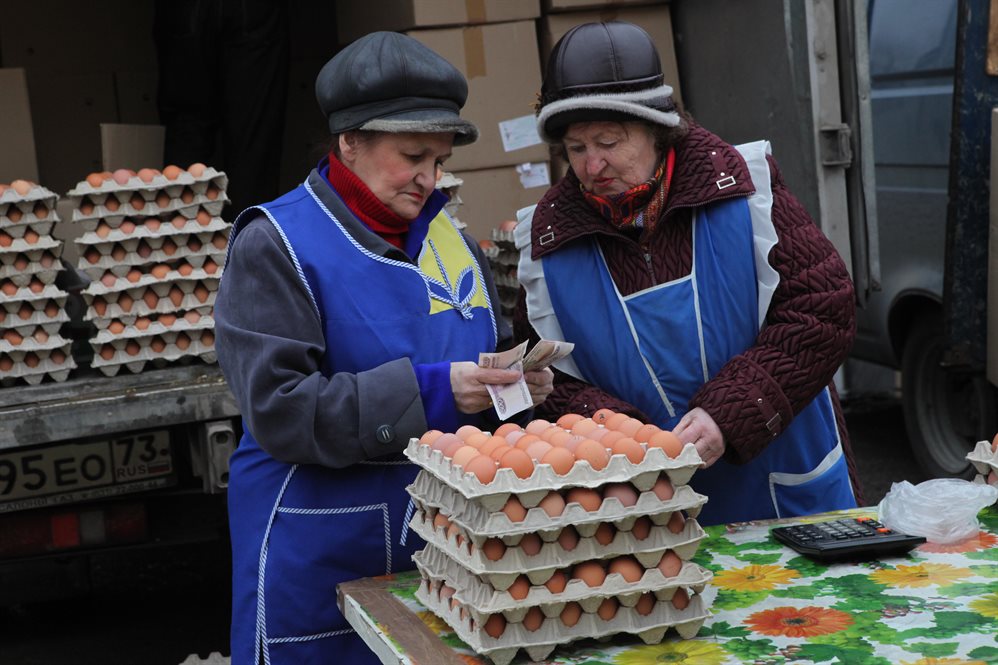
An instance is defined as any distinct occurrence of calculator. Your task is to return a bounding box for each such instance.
[771,517,926,561]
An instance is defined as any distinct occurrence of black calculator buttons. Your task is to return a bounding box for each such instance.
[771,517,926,561]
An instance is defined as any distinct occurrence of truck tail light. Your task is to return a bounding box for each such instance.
[0,502,147,559]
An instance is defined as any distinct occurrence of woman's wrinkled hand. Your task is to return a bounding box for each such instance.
[450,362,523,414]
[523,367,554,406]
[672,407,726,468]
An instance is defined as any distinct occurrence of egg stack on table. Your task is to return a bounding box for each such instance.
[68,165,230,376]
[479,220,520,323]
[0,180,76,385]
[967,434,998,494]
[405,410,713,665]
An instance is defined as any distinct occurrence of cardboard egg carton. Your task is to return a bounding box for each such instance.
[0,281,65,304]
[0,234,61,258]
[84,284,216,321]
[90,330,216,376]
[414,544,711,623]
[967,441,998,493]
[0,250,63,286]
[68,167,228,200]
[0,221,56,241]
[0,328,71,354]
[76,240,226,280]
[0,184,59,219]
[0,293,69,335]
[87,305,214,332]
[490,227,516,249]
[76,214,230,243]
[0,340,75,386]
[409,506,706,584]
[70,194,226,225]
[409,470,706,539]
[91,312,214,344]
[84,273,219,299]
[415,575,709,665]
[405,439,701,512]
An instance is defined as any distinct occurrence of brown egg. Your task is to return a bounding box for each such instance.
[184,310,201,324]
[125,341,141,356]
[504,430,527,446]
[195,209,212,226]
[180,188,195,204]
[418,429,443,446]
[135,241,153,259]
[100,273,117,288]
[32,328,48,343]
[135,317,152,331]
[99,345,115,360]
[565,487,602,512]
[159,313,177,326]
[525,440,553,462]
[445,522,463,548]
[611,437,646,464]
[545,429,573,448]
[441,438,465,458]
[23,352,39,368]
[524,419,552,435]
[630,516,652,540]
[519,532,542,556]
[570,418,600,437]
[175,332,191,350]
[573,439,610,471]
[544,570,568,594]
[648,430,683,458]
[603,412,629,430]
[150,337,166,353]
[178,263,194,277]
[465,455,498,484]
[137,168,160,183]
[557,526,579,551]
[145,218,161,232]
[522,606,544,632]
[672,588,690,610]
[92,297,107,316]
[658,550,682,578]
[120,219,137,234]
[50,349,66,365]
[163,165,183,180]
[17,303,33,320]
[572,561,606,588]
[43,302,59,318]
[608,556,644,583]
[129,193,145,211]
[596,597,619,621]
[84,247,101,264]
[632,423,661,443]
[635,593,656,616]
[112,169,133,185]
[455,424,482,441]
[667,511,687,534]
[162,238,178,255]
[187,162,207,177]
[556,413,584,429]
[616,418,644,438]
[0,232,11,247]
[79,201,95,215]
[1,281,16,296]
[594,522,616,545]
[538,490,566,517]
[992,432,998,452]
[171,215,187,230]
[193,285,210,304]
[585,426,610,443]
[95,222,111,238]
[7,207,22,223]
[478,436,508,458]
[118,293,135,312]
[491,422,520,438]
[32,202,48,219]
[451,446,479,469]
[560,602,583,627]
[108,320,126,334]
[3,329,22,345]
[988,469,998,485]
[86,172,105,187]
[591,408,615,425]
[538,425,565,443]
[507,575,530,600]
[14,256,29,271]
[432,511,451,532]
[206,185,221,200]
[501,495,527,522]
[150,264,170,280]
[540,446,575,475]
[105,196,121,212]
[461,432,488,449]
[482,613,505,639]
[652,476,675,501]
[488,445,513,462]
[142,290,159,309]
[203,259,219,275]
[11,179,33,195]
[431,432,461,453]
[202,329,215,347]
[126,269,142,283]
[482,538,505,561]
[603,483,639,507]
[23,229,39,244]
[168,287,185,307]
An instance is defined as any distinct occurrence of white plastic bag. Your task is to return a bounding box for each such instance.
[877,478,998,544]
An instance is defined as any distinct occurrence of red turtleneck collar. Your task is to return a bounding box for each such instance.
[326,151,410,249]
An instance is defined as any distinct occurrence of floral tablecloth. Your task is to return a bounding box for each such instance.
[347,507,998,665]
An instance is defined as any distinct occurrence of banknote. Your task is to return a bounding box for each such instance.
[483,360,533,420]
[522,339,575,372]
[478,339,574,419]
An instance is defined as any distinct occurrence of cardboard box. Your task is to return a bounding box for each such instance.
[540,4,682,106]
[0,69,39,184]
[337,0,540,44]
[988,107,998,387]
[543,0,662,12]
[101,124,165,173]
[409,21,548,172]
[453,162,551,241]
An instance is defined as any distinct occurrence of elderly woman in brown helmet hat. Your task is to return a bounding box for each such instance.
[215,31,553,664]
[514,21,862,526]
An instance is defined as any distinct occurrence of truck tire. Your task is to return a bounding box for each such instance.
[901,316,996,478]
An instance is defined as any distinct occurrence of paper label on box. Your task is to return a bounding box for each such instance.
[499,114,543,152]
[516,162,551,189]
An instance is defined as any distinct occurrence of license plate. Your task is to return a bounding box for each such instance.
[0,431,174,513]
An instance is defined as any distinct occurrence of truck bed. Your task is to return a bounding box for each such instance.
[0,364,239,450]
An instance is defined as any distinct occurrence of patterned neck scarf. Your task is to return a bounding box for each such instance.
[582,147,676,232]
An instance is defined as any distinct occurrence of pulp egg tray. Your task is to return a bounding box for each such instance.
[90,335,216,376]
[414,543,712,621]
[0,234,61,258]
[490,227,516,248]
[70,196,227,225]
[0,221,56,239]
[493,270,519,289]
[409,506,705,584]
[0,282,66,304]
[84,288,216,321]
[404,439,701,512]
[68,168,228,199]
[91,314,214,344]
[76,215,229,242]
[0,205,56,227]
[87,305,214,331]
[0,344,75,385]
[415,575,709,665]
[409,470,706,539]
[967,441,998,492]
[0,185,58,208]
[0,297,69,334]
[0,250,63,285]
[0,330,72,355]
[84,273,218,298]
[77,244,225,280]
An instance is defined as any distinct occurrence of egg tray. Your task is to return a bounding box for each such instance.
[0,300,69,335]
[0,220,56,239]
[0,185,58,208]
[0,343,75,385]
[414,543,712,621]
[0,234,61,258]
[405,439,701,512]
[0,264,61,290]
[0,251,63,285]
[489,228,516,249]
[409,470,706,540]
[90,338,217,376]
[479,243,500,261]
[83,273,219,298]
[68,168,228,199]
[77,246,226,281]
[415,577,709,665]
[75,215,230,243]
[90,315,214,344]
[0,282,67,305]
[69,194,227,225]
[87,305,214,331]
[409,507,706,586]
[84,289,217,322]
[0,331,72,355]
[967,441,998,498]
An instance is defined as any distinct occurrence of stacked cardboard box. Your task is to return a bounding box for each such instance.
[68,165,230,376]
[0,180,75,385]
[405,413,712,664]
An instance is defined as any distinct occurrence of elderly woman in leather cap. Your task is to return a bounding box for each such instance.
[214,32,553,664]
[515,21,863,526]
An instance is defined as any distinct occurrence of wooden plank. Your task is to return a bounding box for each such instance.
[339,577,469,665]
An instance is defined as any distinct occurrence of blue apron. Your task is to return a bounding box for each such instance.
[226,177,497,664]
[518,143,855,526]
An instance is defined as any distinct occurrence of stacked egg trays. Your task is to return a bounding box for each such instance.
[967,437,998,495]
[481,224,519,321]
[0,181,75,385]
[405,411,713,665]
[67,166,229,376]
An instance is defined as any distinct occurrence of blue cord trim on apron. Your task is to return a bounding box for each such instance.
[400,498,416,547]
[257,464,299,665]
[276,503,392,573]
[268,628,356,644]
[687,221,710,383]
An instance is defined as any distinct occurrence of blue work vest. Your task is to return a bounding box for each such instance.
[226,175,497,664]
[517,141,855,526]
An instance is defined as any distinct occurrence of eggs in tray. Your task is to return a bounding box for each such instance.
[69,165,230,376]
[405,412,713,665]
[0,181,75,385]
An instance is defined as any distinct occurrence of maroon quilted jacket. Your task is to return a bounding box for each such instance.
[513,121,863,504]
